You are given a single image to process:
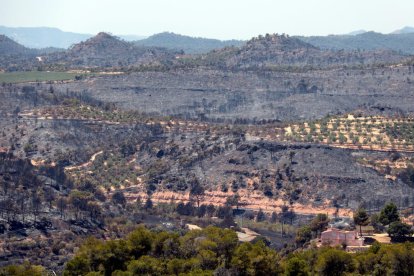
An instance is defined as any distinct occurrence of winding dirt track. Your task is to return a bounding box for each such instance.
[64,150,103,171]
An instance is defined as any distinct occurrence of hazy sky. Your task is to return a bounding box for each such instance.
[1,0,414,39]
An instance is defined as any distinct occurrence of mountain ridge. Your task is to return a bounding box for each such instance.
[297,31,414,54]
[134,32,245,54]
[391,26,414,34]
[201,33,408,69]
[0,34,33,55]
[0,26,146,49]
[3,25,414,55]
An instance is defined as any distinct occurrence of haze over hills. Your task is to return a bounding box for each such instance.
[346,26,414,36]
[297,31,414,54]
[0,31,411,71]
[391,26,414,34]
[0,26,146,49]
[0,34,33,55]
[0,34,62,55]
[0,34,65,70]
[134,32,245,54]
[2,25,414,55]
[346,30,367,36]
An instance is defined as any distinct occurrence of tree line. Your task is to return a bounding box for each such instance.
[3,225,414,276]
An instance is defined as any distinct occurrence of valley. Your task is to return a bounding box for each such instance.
[1,29,414,274]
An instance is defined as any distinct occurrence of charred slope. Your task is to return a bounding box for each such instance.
[45,32,179,68]
[51,67,414,122]
[0,151,109,270]
[2,80,412,212]
[140,134,413,210]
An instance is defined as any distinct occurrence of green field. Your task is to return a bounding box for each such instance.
[0,71,83,83]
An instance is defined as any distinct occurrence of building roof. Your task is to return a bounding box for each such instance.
[236,227,260,242]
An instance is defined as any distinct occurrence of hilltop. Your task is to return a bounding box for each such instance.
[1,31,411,71]
[2,24,414,54]
[134,32,245,54]
[0,26,92,49]
[201,33,408,69]
[391,26,414,34]
[44,32,180,68]
[0,26,146,49]
[0,34,34,56]
[0,35,62,70]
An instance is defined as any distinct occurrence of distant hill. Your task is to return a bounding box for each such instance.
[0,34,34,55]
[0,35,64,57]
[119,34,147,41]
[0,35,42,70]
[391,26,414,34]
[347,30,367,36]
[1,31,411,71]
[0,26,91,49]
[45,32,179,68]
[297,31,414,54]
[0,26,146,49]
[134,32,245,54]
[201,33,407,70]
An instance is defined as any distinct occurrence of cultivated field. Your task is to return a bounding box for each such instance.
[0,71,83,83]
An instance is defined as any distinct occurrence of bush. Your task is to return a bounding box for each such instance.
[398,165,414,188]
[387,221,413,241]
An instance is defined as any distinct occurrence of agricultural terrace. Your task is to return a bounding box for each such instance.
[284,114,414,152]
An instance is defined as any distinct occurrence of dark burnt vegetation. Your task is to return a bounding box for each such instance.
[1,75,414,215]
[0,151,93,268]
[48,63,414,123]
[2,30,414,273]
